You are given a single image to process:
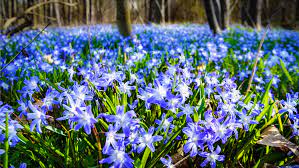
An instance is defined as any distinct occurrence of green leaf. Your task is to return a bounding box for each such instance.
[261,78,273,106]
[134,158,142,168]
[141,147,151,168]
[148,127,183,168]
[17,133,29,143]
[45,126,66,136]
[279,59,293,84]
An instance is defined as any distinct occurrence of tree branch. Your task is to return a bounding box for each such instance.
[245,25,269,94]
[229,0,238,14]
[0,23,51,73]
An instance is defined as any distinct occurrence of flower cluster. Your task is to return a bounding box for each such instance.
[0,25,298,167]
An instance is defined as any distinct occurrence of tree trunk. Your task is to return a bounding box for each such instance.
[0,0,5,28]
[1,0,6,22]
[243,0,263,30]
[13,0,17,19]
[255,0,263,30]
[91,0,97,24]
[160,0,166,24]
[212,0,222,28]
[86,0,90,24]
[116,0,132,37]
[44,0,49,24]
[203,0,222,34]
[69,0,73,25]
[8,0,12,18]
[167,0,171,22]
[220,0,230,29]
[248,0,256,27]
[149,0,161,23]
[281,0,296,29]
[240,0,248,25]
[50,0,53,19]
[145,0,149,23]
[39,0,44,26]
[55,2,62,26]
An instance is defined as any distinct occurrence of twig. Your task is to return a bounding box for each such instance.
[173,154,190,167]
[0,22,50,73]
[237,79,246,90]
[87,25,91,58]
[238,160,245,168]
[92,127,103,167]
[245,25,269,95]
[24,0,77,14]
[229,0,238,14]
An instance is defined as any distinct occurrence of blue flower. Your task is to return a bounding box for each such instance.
[23,76,40,92]
[17,100,27,117]
[279,93,298,116]
[161,91,182,113]
[70,84,93,102]
[0,102,13,123]
[128,100,138,110]
[57,92,85,128]
[177,104,195,122]
[70,105,97,134]
[100,140,134,168]
[137,88,153,109]
[160,155,175,168]
[155,113,174,132]
[0,149,4,155]
[137,126,163,153]
[176,82,192,103]
[210,118,232,144]
[27,101,49,134]
[103,106,137,136]
[103,124,125,154]
[199,146,225,168]
[98,71,124,87]
[42,88,59,111]
[236,109,258,131]
[182,122,205,157]
[0,120,23,147]
[147,80,168,104]
[19,163,27,168]
[290,116,299,136]
[118,81,135,97]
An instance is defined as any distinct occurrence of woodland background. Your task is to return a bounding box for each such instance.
[0,0,299,31]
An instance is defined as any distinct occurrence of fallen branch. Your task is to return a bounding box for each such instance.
[245,25,269,95]
[0,23,50,73]
[3,0,77,30]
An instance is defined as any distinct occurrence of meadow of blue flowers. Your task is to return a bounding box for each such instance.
[0,24,298,168]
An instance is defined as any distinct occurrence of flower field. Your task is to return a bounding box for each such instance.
[0,24,298,167]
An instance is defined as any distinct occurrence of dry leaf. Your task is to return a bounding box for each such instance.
[257,125,299,156]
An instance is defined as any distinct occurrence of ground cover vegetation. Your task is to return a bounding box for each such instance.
[0,24,298,167]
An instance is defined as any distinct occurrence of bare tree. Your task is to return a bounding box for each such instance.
[255,0,263,30]
[156,0,166,24]
[91,0,97,24]
[220,0,229,29]
[116,0,132,37]
[167,0,171,22]
[241,0,263,30]
[203,0,238,33]
[297,0,299,24]
[203,0,222,34]
[281,0,296,29]
[55,1,63,26]
[86,0,90,24]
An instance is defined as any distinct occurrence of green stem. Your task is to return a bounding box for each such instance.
[4,112,9,168]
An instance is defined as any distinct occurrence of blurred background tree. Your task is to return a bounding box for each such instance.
[0,0,298,35]
[116,0,132,37]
